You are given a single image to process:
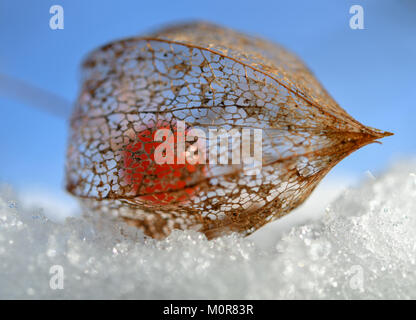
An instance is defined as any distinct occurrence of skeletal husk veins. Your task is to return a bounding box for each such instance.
[66,22,392,239]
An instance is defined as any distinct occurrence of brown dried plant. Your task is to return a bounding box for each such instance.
[66,22,392,239]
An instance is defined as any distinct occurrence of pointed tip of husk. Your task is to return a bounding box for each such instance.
[381,130,394,138]
[364,126,394,140]
[355,127,392,146]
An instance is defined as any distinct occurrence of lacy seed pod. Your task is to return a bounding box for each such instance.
[66,22,392,239]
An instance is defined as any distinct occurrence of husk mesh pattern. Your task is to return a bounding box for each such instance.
[66,22,392,239]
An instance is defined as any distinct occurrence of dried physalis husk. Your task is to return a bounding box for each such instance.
[66,22,392,239]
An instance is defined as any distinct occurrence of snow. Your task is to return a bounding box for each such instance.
[1,161,416,299]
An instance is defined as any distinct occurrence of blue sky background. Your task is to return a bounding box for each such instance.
[0,0,414,199]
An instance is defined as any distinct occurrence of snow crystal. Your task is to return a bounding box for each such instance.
[1,161,416,299]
